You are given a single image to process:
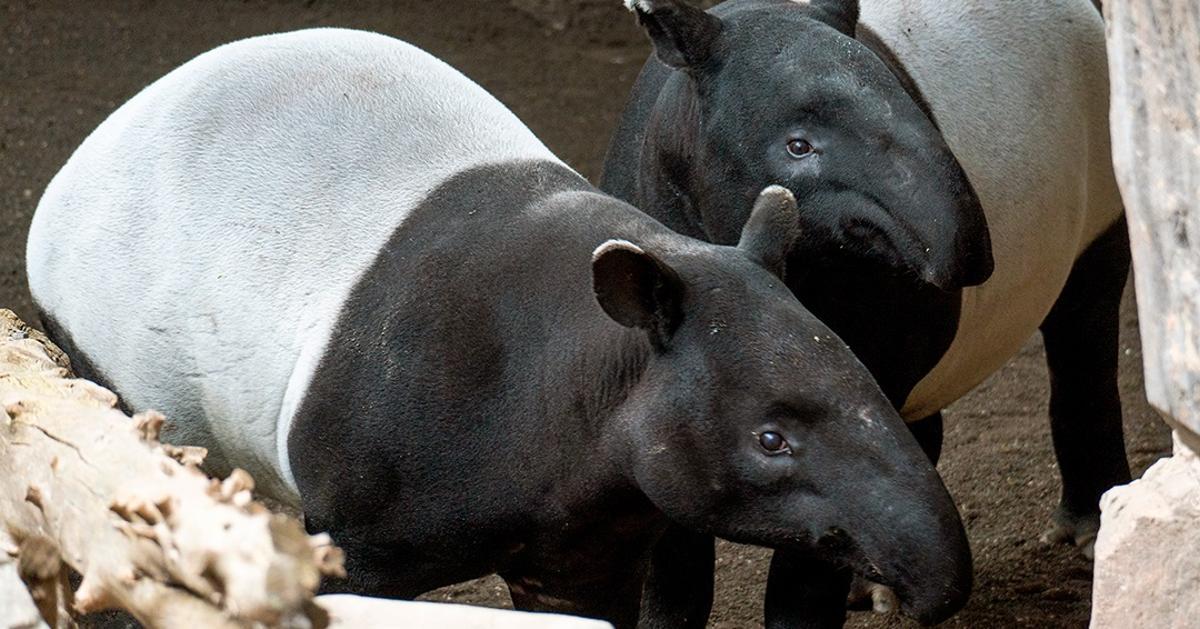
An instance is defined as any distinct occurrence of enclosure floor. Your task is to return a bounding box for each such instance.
[0,1,1170,627]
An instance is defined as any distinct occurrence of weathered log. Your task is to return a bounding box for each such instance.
[0,309,344,628]
[0,308,616,629]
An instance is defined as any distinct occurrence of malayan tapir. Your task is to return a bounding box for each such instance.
[602,0,1127,626]
[26,29,973,628]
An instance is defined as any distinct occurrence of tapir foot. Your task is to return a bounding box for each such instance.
[1040,508,1100,560]
[845,576,899,613]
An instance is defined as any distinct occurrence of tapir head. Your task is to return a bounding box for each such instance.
[592,187,972,624]
[625,0,993,290]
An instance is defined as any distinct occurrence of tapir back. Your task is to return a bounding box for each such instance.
[26,28,558,499]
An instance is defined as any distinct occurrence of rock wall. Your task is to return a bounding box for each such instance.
[1104,0,1200,447]
[1092,436,1200,628]
[1093,1,1200,626]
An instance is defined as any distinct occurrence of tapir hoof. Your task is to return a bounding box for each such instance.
[846,576,900,614]
[1040,509,1100,560]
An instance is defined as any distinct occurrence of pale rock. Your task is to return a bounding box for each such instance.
[1091,434,1200,629]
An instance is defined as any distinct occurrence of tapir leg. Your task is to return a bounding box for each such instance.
[1038,217,1132,557]
[636,525,715,629]
[314,535,464,600]
[764,553,852,629]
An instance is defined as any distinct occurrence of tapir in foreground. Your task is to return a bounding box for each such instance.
[26,29,970,628]
[603,0,1126,625]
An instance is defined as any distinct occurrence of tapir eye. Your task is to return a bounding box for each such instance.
[786,138,815,159]
[757,431,792,455]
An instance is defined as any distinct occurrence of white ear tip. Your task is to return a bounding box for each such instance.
[593,239,645,261]
[624,0,652,13]
[760,185,795,201]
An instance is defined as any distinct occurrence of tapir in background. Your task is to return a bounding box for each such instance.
[27,29,972,628]
[603,0,1127,625]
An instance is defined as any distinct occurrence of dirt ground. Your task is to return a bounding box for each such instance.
[0,1,1172,627]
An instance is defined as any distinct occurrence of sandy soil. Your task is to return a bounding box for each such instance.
[0,1,1171,627]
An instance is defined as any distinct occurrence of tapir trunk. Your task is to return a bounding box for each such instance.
[850,105,994,292]
[792,96,995,293]
[846,475,971,623]
[766,138,993,294]
[712,401,974,624]
[890,149,992,291]
[827,419,973,625]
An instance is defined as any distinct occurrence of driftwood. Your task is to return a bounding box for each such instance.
[0,309,344,628]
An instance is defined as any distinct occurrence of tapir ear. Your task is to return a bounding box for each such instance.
[738,186,801,280]
[808,0,859,36]
[625,0,724,71]
[593,239,685,350]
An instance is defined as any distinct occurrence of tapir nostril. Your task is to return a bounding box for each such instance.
[817,526,851,547]
[838,210,970,290]
[842,217,889,245]
[815,526,873,572]
[840,216,904,263]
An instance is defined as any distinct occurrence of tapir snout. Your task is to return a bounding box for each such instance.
[807,405,973,625]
